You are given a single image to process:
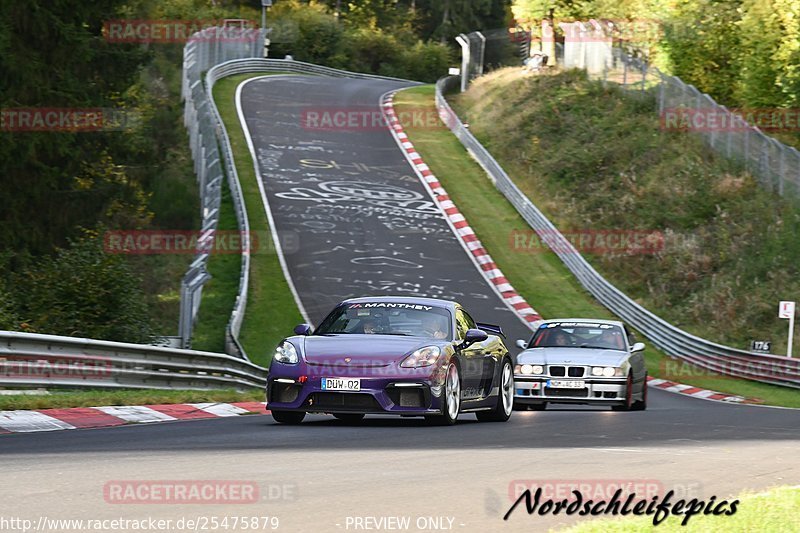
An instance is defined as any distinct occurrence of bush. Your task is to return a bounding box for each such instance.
[12,231,155,343]
[401,41,452,83]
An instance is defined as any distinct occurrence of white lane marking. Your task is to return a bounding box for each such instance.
[236,76,312,325]
[190,403,251,417]
[94,406,175,424]
[0,411,76,432]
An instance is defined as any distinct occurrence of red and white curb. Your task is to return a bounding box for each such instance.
[0,402,269,434]
[381,92,542,327]
[647,377,761,404]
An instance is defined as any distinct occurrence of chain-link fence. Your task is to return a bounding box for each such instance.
[556,20,800,199]
[455,28,529,91]
[180,26,266,351]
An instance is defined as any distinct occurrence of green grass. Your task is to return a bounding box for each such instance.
[191,183,243,353]
[210,73,305,366]
[394,85,800,409]
[0,389,262,411]
[559,485,800,532]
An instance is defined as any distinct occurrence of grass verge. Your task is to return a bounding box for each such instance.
[0,389,262,411]
[559,485,800,532]
[191,183,242,353]
[394,85,800,408]
[209,73,305,366]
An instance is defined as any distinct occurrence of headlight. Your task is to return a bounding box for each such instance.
[273,341,298,364]
[401,346,441,368]
[514,364,544,375]
[592,366,622,377]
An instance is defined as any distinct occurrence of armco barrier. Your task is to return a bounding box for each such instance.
[435,75,800,389]
[0,330,267,391]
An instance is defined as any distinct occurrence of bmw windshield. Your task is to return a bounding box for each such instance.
[530,322,627,350]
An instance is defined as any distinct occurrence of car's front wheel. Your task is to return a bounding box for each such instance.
[271,409,306,424]
[612,373,634,411]
[426,361,460,426]
[477,358,513,422]
[631,373,648,411]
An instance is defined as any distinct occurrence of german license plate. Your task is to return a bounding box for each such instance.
[547,380,585,389]
[321,377,361,391]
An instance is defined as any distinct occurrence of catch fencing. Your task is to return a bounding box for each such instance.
[557,21,800,199]
[436,75,800,389]
[180,25,266,353]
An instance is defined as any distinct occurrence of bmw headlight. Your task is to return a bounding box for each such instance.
[514,364,544,375]
[273,341,299,364]
[592,366,622,377]
[401,346,441,368]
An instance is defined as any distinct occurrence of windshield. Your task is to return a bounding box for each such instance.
[315,302,453,340]
[530,322,627,350]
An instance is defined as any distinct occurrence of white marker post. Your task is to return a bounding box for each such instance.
[778,301,796,358]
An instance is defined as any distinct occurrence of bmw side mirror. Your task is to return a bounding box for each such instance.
[516,339,528,349]
[459,328,488,349]
[632,342,645,353]
[294,324,312,336]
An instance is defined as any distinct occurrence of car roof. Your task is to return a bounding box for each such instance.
[540,318,625,328]
[340,296,459,310]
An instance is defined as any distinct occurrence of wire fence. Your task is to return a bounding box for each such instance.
[180,26,266,353]
[557,21,800,199]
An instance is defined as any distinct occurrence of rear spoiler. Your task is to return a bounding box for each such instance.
[476,322,505,338]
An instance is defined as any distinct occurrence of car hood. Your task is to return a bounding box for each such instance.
[300,334,439,367]
[517,347,628,367]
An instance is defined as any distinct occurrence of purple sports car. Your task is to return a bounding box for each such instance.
[266,296,514,425]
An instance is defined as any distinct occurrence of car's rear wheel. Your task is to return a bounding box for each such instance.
[271,409,306,424]
[631,373,648,411]
[611,373,634,411]
[332,413,365,423]
[477,358,513,422]
[425,361,460,426]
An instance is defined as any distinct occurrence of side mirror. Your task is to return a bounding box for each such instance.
[294,324,312,336]
[459,328,488,349]
[631,342,646,353]
[516,339,528,349]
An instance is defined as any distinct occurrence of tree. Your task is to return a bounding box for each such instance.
[13,231,155,343]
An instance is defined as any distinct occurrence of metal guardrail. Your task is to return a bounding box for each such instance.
[0,330,267,391]
[435,75,800,389]
[180,26,266,352]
